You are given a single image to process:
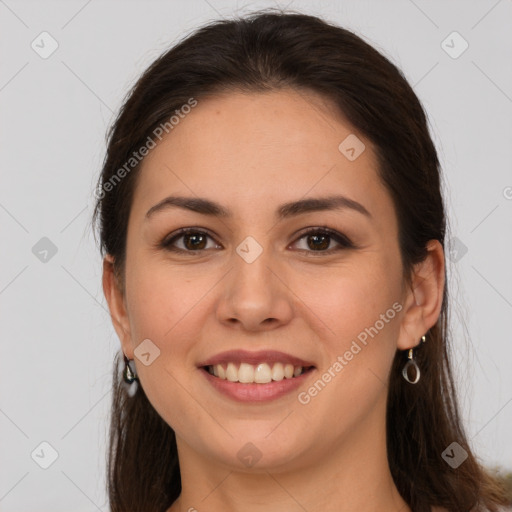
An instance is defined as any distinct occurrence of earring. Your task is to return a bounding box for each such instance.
[123,354,138,384]
[402,335,426,384]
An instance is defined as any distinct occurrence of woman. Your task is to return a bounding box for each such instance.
[93,9,509,512]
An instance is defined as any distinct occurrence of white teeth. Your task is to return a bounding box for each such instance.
[226,362,239,382]
[238,363,255,383]
[254,363,272,383]
[208,362,308,383]
[271,362,284,381]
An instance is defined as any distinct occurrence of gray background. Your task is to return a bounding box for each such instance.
[1,0,511,510]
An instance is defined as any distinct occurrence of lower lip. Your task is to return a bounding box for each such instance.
[200,367,315,402]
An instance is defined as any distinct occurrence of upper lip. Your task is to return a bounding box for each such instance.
[197,349,316,368]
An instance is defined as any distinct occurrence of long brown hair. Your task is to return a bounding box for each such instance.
[93,9,510,512]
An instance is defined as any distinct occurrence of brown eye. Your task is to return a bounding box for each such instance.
[161,229,220,252]
[306,233,330,251]
[182,233,207,250]
[292,228,354,253]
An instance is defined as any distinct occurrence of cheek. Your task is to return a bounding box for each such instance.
[291,268,401,431]
[290,258,403,415]
[290,258,402,352]
[123,264,210,434]
[126,258,207,343]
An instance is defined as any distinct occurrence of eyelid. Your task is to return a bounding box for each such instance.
[160,227,220,252]
[160,226,354,253]
[290,226,354,252]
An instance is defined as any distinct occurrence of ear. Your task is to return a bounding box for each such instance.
[397,239,445,350]
[102,254,134,359]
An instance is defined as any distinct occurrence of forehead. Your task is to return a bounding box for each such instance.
[131,89,392,223]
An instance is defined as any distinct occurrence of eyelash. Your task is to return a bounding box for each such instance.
[160,227,355,255]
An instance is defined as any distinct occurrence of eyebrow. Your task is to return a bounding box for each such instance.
[145,194,372,220]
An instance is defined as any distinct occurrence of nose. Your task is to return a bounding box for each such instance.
[215,242,294,332]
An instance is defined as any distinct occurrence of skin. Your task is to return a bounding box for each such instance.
[103,88,445,512]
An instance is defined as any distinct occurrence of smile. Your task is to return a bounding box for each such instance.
[198,349,316,402]
[204,362,314,383]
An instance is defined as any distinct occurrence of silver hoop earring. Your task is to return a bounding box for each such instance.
[123,354,138,384]
[402,335,426,384]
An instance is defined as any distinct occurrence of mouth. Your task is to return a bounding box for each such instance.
[197,350,316,402]
[201,362,315,383]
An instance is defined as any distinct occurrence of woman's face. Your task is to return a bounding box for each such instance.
[108,89,421,471]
